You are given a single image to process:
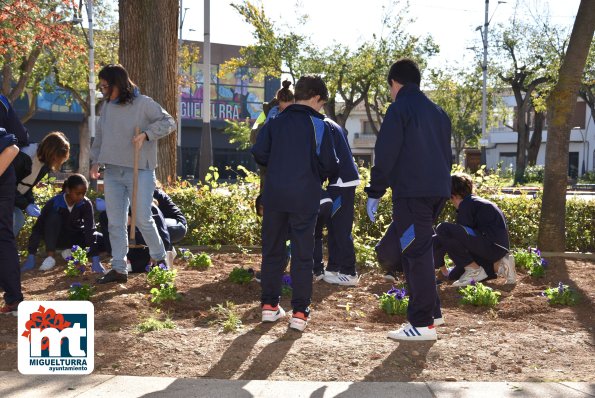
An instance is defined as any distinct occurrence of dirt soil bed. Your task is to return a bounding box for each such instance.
[1,254,593,382]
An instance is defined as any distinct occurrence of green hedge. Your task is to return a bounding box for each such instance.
[20,168,595,259]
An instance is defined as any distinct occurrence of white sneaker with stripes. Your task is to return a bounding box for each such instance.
[387,323,437,341]
[322,272,359,286]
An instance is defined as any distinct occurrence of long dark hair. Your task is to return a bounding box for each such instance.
[98,64,138,104]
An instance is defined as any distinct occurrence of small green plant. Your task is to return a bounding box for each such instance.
[210,301,242,333]
[513,248,547,277]
[150,283,181,304]
[459,281,500,307]
[146,263,177,287]
[281,274,292,297]
[228,267,253,284]
[64,245,88,277]
[379,285,409,315]
[542,282,580,306]
[137,316,176,333]
[67,282,94,301]
[180,248,212,270]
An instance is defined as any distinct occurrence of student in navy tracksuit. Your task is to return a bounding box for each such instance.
[252,75,339,332]
[21,174,105,273]
[366,59,451,341]
[0,94,29,316]
[0,125,22,316]
[320,118,360,286]
[434,173,516,287]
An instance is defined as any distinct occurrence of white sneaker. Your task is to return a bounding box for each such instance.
[387,323,437,341]
[61,249,72,260]
[39,256,56,271]
[452,267,488,287]
[289,311,308,332]
[496,253,517,284]
[383,272,397,283]
[262,305,286,322]
[433,317,445,326]
[323,272,359,286]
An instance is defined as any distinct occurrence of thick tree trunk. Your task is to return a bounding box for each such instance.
[527,111,545,166]
[538,0,595,252]
[119,0,178,183]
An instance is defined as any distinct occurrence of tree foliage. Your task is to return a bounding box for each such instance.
[0,0,85,121]
[222,0,437,132]
[427,67,484,164]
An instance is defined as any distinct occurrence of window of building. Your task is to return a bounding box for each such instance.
[498,152,517,171]
[362,121,376,135]
[569,152,579,179]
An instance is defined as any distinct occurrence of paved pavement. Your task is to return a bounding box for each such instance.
[0,371,593,398]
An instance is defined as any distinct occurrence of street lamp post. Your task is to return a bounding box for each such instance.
[477,0,506,165]
[177,1,189,178]
[198,0,212,182]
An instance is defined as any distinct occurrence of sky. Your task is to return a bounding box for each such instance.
[179,0,581,70]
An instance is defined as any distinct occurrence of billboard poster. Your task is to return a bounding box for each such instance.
[181,63,264,121]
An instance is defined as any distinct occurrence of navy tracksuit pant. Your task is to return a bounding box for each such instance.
[394,197,446,327]
[313,200,332,274]
[434,222,507,280]
[0,166,22,305]
[375,220,403,275]
[326,186,356,275]
[261,210,317,315]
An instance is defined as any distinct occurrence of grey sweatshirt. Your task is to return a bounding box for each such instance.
[90,94,176,170]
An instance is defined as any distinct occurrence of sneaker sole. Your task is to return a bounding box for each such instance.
[383,275,397,283]
[313,275,324,282]
[387,333,437,341]
[433,317,445,326]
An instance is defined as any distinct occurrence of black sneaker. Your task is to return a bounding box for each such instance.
[96,269,128,284]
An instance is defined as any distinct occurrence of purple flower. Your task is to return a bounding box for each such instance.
[541,258,548,267]
[145,264,152,273]
[535,248,541,257]
[77,264,86,273]
[71,245,79,252]
[282,274,292,286]
[470,279,477,286]
[387,286,407,300]
[558,282,564,294]
[74,260,80,265]
[86,247,91,253]
[158,263,168,270]
[179,248,188,253]
[65,256,74,262]
[70,282,82,289]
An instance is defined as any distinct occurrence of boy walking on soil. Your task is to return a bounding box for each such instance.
[251,75,339,332]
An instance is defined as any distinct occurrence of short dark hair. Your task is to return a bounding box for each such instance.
[387,58,421,86]
[294,75,329,102]
[98,64,138,104]
[37,131,70,171]
[276,80,294,103]
[451,173,474,198]
[62,173,88,192]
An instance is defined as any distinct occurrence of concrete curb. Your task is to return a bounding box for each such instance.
[0,372,593,398]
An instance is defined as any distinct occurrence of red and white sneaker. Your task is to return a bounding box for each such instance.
[289,311,308,332]
[262,304,286,322]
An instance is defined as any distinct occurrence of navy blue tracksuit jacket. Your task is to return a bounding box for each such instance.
[252,104,339,214]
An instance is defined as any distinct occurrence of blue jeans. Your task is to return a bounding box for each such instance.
[13,207,26,237]
[104,165,166,273]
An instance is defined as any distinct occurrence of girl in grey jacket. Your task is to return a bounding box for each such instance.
[90,64,175,284]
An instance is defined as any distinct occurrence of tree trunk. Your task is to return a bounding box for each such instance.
[119,0,178,183]
[527,111,545,166]
[538,0,595,252]
[514,119,529,184]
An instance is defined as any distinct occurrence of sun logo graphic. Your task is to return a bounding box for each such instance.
[18,301,94,374]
